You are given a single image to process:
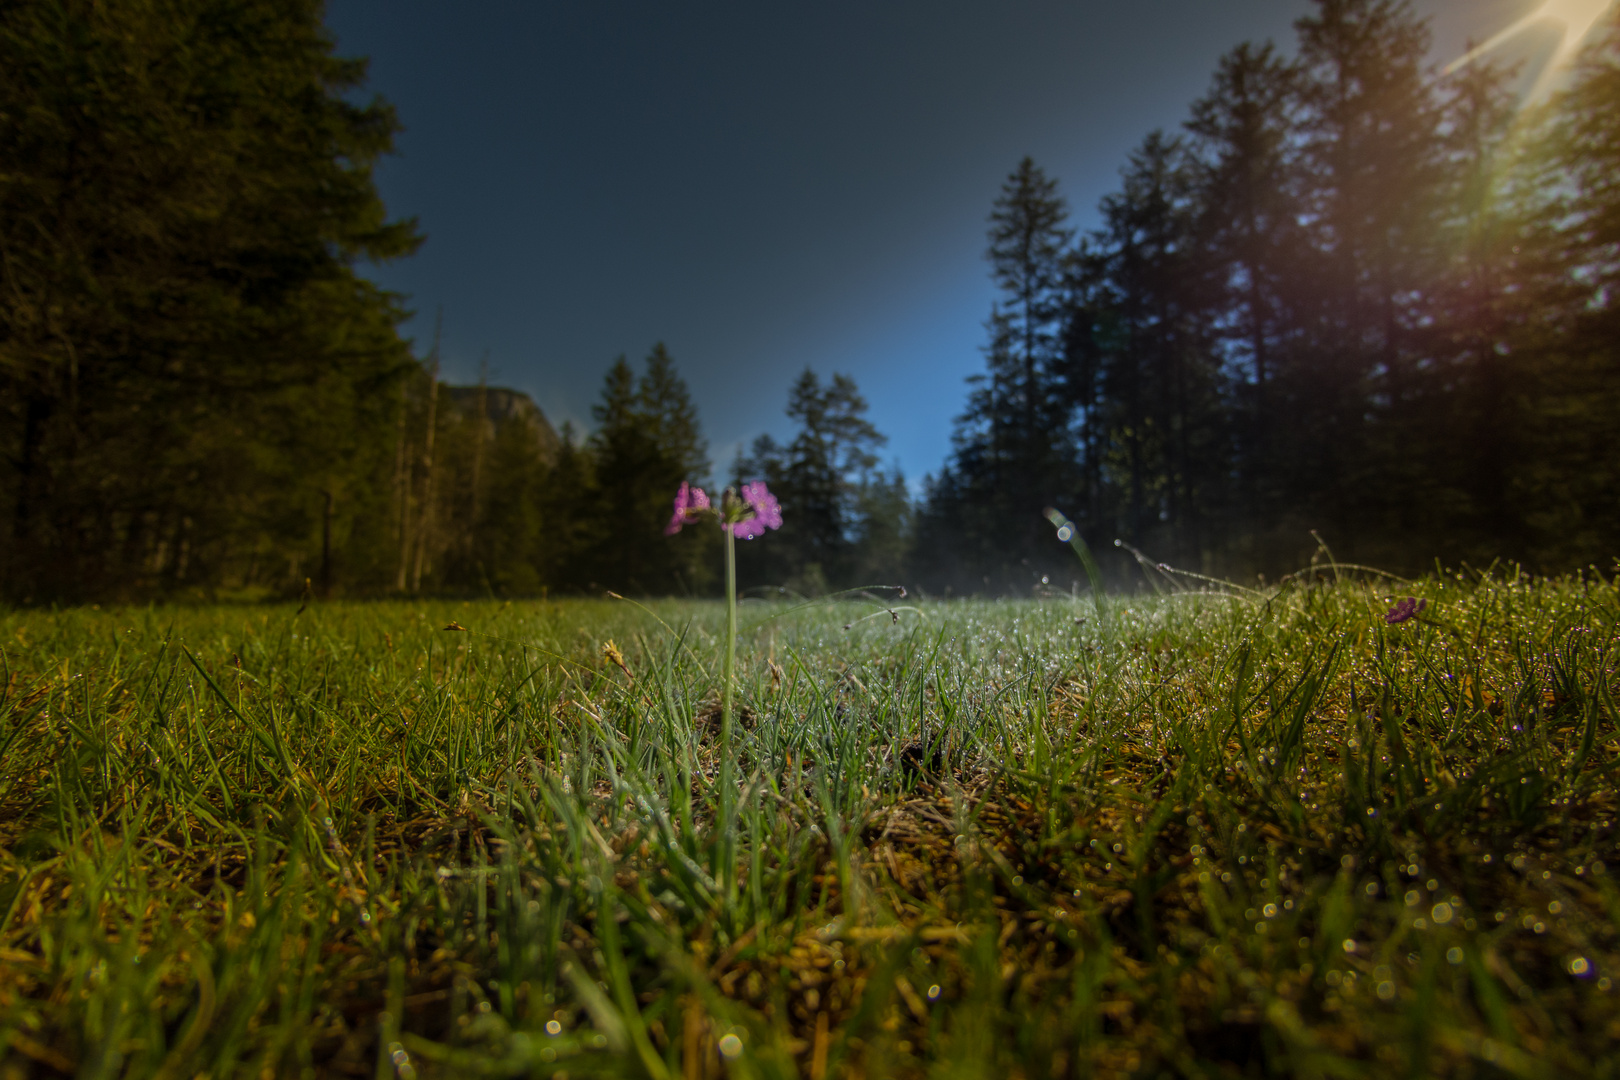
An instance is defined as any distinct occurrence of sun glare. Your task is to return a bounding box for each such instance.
[1444,0,1618,98]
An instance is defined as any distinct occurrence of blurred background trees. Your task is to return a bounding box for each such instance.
[0,0,419,601]
[733,369,901,597]
[918,0,1620,594]
[3,0,1619,602]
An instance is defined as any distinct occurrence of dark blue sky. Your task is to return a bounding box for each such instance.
[326,0,1547,486]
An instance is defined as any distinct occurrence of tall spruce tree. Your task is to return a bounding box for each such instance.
[1429,53,1529,556]
[734,369,885,595]
[1184,41,1302,539]
[919,158,1078,592]
[584,345,712,594]
[1290,0,1450,555]
[1083,132,1226,561]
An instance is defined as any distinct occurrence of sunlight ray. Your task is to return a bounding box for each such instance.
[1444,0,1618,99]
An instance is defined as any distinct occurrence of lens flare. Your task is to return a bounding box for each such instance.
[1445,0,1618,99]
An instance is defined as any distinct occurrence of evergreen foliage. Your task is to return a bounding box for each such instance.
[0,0,420,602]
[581,346,714,595]
[735,370,901,596]
[916,159,1077,593]
[4,0,1619,602]
[920,0,1620,594]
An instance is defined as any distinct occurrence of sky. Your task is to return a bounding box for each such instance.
[325,0,1571,488]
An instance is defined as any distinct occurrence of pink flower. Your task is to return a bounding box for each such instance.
[664,482,710,535]
[729,480,782,539]
[1385,597,1426,625]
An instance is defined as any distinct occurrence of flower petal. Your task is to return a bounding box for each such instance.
[740,480,782,531]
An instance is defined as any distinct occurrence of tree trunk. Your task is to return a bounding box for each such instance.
[411,359,440,593]
[320,488,334,599]
[392,380,411,591]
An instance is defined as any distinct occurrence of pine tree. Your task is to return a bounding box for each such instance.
[1082,132,1226,562]
[1428,52,1529,555]
[1184,41,1301,533]
[850,468,912,587]
[735,369,885,594]
[582,346,711,594]
[988,157,1076,452]
[1290,0,1450,555]
[919,158,1078,592]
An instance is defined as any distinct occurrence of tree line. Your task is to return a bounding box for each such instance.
[919,0,1620,592]
[0,0,911,603]
[373,347,912,602]
[4,0,1618,603]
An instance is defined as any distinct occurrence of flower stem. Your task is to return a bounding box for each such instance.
[721,523,737,864]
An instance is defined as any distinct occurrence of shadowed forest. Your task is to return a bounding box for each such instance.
[4,0,1620,604]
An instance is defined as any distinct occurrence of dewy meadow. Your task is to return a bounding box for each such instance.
[5,0,1620,1076]
[1,562,1617,1077]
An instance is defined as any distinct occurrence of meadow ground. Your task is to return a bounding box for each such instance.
[0,572,1617,1079]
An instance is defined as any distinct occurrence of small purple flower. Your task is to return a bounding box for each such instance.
[729,480,782,539]
[1385,597,1426,625]
[664,482,710,535]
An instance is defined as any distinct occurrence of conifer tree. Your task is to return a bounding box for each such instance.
[583,345,711,594]
[1290,0,1450,552]
[1084,132,1226,559]
[1429,53,1529,554]
[919,158,1079,592]
[735,370,885,594]
[0,0,420,600]
[1506,14,1620,564]
[1184,41,1301,533]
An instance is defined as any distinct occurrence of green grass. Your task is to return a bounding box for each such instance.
[0,573,1617,1079]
